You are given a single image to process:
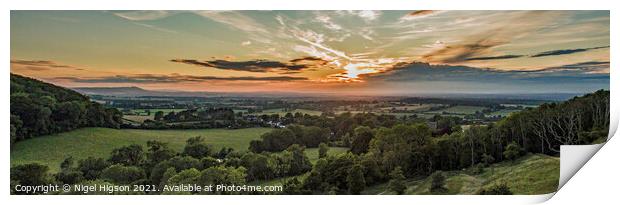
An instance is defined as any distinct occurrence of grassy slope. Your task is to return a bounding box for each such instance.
[10,127,272,172]
[362,154,559,195]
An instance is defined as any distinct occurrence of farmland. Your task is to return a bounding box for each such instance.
[10,127,272,172]
[122,108,185,123]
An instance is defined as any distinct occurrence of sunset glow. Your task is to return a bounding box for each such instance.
[10,11,609,94]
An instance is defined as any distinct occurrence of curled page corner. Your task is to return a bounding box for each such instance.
[558,144,605,190]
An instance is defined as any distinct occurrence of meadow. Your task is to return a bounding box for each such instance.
[10,127,273,172]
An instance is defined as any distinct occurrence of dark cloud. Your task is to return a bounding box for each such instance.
[408,10,435,17]
[54,74,308,84]
[435,45,609,62]
[520,61,610,73]
[289,57,330,65]
[11,59,77,71]
[530,46,609,58]
[363,61,609,84]
[465,55,524,61]
[170,59,308,73]
[422,39,504,63]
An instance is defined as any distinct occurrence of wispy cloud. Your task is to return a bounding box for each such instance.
[170,57,334,73]
[465,55,524,61]
[53,74,308,84]
[11,59,81,71]
[111,11,172,21]
[530,46,609,58]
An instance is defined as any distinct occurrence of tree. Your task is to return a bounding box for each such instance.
[283,177,305,194]
[154,111,165,121]
[241,152,276,181]
[285,144,312,175]
[109,144,145,166]
[250,128,297,152]
[388,166,406,195]
[347,164,366,194]
[183,136,213,158]
[56,156,84,184]
[477,183,513,195]
[503,142,522,161]
[163,168,201,195]
[198,166,247,194]
[146,140,177,167]
[430,171,447,193]
[100,164,145,184]
[10,163,53,194]
[351,126,374,154]
[318,143,329,159]
[481,153,495,167]
[78,157,109,180]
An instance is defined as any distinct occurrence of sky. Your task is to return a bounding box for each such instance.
[10,10,610,95]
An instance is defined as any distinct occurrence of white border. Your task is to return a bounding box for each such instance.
[2,0,617,204]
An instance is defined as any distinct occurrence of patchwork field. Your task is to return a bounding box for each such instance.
[252,108,323,116]
[123,108,186,122]
[425,105,487,115]
[10,127,273,172]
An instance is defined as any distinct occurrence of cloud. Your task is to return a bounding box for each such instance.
[112,11,172,21]
[421,39,504,63]
[400,10,437,21]
[241,41,252,46]
[170,59,310,73]
[409,10,435,17]
[521,61,610,73]
[530,46,609,58]
[53,74,308,84]
[419,11,567,64]
[315,14,342,30]
[289,57,330,65]
[10,59,79,71]
[465,55,524,61]
[338,10,381,22]
[363,61,609,84]
[464,45,609,61]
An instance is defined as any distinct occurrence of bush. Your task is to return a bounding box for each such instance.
[347,164,366,194]
[101,164,145,184]
[477,183,513,195]
[78,157,109,180]
[183,136,213,158]
[10,163,53,190]
[388,167,406,195]
[503,142,523,161]
[430,171,447,193]
[109,144,145,166]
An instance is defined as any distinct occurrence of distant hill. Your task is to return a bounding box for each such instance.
[72,86,215,97]
[10,74,123,145]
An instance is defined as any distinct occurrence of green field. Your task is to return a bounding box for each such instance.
[426,106,486,115]
[252,108,323,116]
[362,154,559,195]
[10,127,273,172]
[379,104,439,112]
[123,108,186,122]
[486,109,521,117]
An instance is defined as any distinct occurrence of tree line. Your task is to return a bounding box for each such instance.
[10,74,123,146]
